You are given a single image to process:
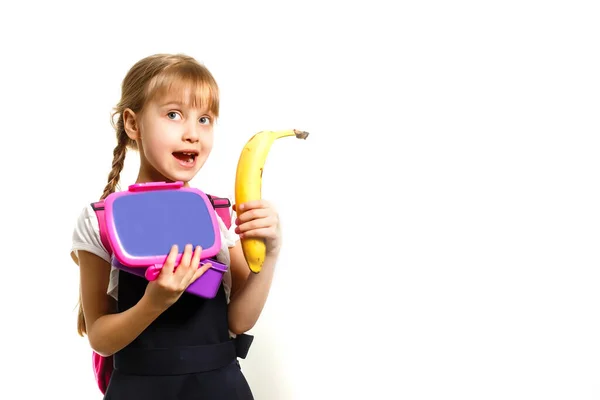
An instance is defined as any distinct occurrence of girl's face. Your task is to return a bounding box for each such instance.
[131,92,215,185]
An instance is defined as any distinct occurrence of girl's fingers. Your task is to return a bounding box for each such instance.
[190,262,212,283]
[236,216,277,235]
[161,245,179,275]
[186,246,203,280]
[178,244,193,271]
[237,227,277,239]
[155,243,215,291]
[191,245,202,268]
[236,208,270,224]
[175,245,197,286]
[236,199,271,213]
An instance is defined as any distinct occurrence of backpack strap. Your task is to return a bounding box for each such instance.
[207,194,233,229]
[91,201,112,256]
[90,200,114,394]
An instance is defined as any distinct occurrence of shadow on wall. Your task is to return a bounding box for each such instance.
[239,325,293,399]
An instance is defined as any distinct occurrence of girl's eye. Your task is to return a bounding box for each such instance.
[199,116,211,125]
[167,112,181,120]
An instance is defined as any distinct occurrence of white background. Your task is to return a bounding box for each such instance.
[1,1,600,399]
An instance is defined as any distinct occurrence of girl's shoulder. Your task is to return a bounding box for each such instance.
[70,204,111,265]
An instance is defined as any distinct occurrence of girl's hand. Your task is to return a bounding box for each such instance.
[234,199,282,256]
[143,244,211,311]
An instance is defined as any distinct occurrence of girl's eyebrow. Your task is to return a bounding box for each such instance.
[156,98,213,114]
[159,100,184,107]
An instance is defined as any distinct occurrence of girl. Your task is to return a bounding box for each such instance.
[70,53,282,399]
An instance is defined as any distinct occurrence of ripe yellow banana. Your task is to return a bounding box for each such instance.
[235,129,309,273]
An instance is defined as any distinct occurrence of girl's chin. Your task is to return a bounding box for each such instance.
[141,160,204,184]
[142,170,195,185]
[166,168,201,183]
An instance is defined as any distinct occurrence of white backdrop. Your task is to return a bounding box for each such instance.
[1,1,600,399]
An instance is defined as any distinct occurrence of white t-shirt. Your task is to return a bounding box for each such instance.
[70,203,240,303]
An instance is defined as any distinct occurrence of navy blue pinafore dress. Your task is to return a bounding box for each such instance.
[103,269,255,400]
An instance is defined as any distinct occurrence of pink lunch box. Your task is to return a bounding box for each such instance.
[102,181,227,299]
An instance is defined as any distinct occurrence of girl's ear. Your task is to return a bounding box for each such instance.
[123,108,140,140]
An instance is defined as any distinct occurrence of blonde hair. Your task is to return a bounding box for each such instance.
[77,53,220,336]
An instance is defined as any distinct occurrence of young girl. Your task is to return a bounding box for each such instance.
[70,53,282,399]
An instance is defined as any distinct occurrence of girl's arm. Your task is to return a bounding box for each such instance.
[78,251,166,357]
[226,199,283,334]
[78,244,208,356]
[227,241,278,334]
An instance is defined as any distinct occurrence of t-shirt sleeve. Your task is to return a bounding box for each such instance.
[216,209,240,248]
[70,205,111,265]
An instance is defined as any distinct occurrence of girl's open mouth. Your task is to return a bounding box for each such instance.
[173,151,198,167]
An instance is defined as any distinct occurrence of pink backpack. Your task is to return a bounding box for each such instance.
[89,192,233,394]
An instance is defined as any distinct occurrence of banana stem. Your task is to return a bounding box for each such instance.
[273,129,310,140]
[294,129,310,139]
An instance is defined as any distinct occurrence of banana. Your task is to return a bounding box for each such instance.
[234,129,309,273]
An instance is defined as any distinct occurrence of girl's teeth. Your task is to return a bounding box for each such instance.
[181,153,195,163]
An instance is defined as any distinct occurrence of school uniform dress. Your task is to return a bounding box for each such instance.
[71,204,255,400]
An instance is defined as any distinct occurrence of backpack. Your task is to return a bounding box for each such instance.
[89,192,241,394]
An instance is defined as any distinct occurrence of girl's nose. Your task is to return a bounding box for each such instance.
[182,123,200,143]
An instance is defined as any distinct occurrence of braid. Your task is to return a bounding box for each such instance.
[100,116,128,200]
[77,116,129,337]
